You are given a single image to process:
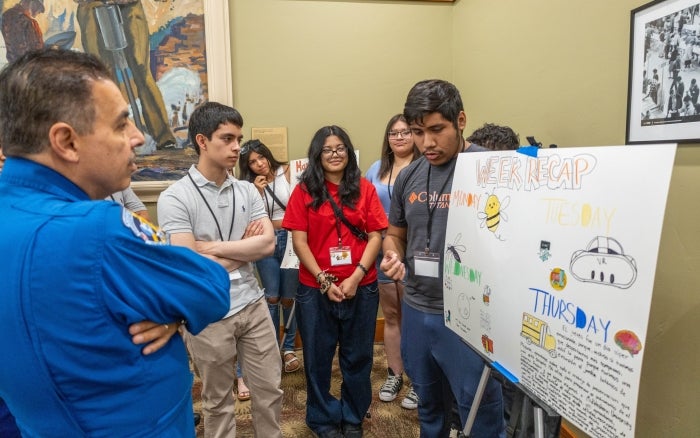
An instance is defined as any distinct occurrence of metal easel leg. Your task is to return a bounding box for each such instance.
[533,404,545,438]
[462,364,491,437]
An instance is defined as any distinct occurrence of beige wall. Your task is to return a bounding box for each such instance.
[147,1,700,436]
[229,0,453,170]
[452,1,700,437]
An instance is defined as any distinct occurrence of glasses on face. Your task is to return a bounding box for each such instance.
[240,141,261,156]
[321,145,348,157]
[388,130,412,139]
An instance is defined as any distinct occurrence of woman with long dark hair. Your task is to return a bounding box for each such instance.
[239,139,301,374]
[282,126,387,438]
[365,114,421,410]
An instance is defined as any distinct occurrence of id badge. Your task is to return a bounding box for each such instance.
[228,269,242,280]
[329,246,352,266]
[414,251,440,278]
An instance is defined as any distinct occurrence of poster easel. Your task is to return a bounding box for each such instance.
[462,362,558,438]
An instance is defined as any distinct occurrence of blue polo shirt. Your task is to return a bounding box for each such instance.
[0,158,230,437]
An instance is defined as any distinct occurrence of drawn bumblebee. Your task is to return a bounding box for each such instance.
[478,192,510,236]
[446,233,466,263]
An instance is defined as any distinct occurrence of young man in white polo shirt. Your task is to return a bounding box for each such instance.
[158,102,283,438]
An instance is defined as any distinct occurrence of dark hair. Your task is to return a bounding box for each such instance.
[0,48,113,157]
[378,114,421,179]
[467,123,520,151]
[404,79,464,131]
[188,102,244,155]
[239,139,288,182]
[300,125,361,210]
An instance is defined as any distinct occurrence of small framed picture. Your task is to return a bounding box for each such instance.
[626,0,700,144]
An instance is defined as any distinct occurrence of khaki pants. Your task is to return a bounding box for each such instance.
[184,298,283,438]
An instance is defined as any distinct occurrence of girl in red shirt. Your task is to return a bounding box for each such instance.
[283,125,387,438]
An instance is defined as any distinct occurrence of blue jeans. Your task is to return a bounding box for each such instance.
[401,302,505,438]
[257,229,299,351]
[296,282,379,435]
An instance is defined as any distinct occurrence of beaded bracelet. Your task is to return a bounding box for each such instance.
[316,271,339,294]
[356,262,369,276]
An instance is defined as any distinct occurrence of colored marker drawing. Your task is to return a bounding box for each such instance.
[446,233,466,264]
[569,236,637,289]
[521,313,557,358]
[477,191,509,240]
[538,240,552,262]
[481,334,494,354]
[614,330,643,356]
[550,268,567,291]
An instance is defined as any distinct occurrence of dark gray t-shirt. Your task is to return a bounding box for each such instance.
[389,144,487,313]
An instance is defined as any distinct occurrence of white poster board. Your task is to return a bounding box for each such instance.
[280,158,308,269]
[444,144,676,438]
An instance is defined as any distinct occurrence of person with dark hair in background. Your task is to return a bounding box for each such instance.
[158,102,284,438]
[689,78,699,106]
[466,123,520,151]
[0,48,230,436]
[240,139,302,374]
[283,126,387,438]
[365,114,421,410]
[108,186,150,219]
[381,79,505,438]
[646,69,660,106]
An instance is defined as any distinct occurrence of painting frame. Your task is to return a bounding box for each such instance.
[131,0,232,201]
[626,0,700,144]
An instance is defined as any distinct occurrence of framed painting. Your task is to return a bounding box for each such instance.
[0,0,232,199]
[626,0,700,144]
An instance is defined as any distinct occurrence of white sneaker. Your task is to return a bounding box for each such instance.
[401,387,419,410]
[379,368,403,402]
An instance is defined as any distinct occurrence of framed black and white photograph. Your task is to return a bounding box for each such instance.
[626,0,700,144]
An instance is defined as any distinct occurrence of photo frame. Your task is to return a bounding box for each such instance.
[626,0,700,144]
[131,0,232,201]
[0,0,232,201]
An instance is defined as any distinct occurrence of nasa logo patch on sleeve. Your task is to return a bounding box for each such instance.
[121,208,169,245]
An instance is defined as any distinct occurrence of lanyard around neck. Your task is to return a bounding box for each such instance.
[188,173,235,241]
[262,175,276,220]
[425,158,457,252]
[387,165,394,200]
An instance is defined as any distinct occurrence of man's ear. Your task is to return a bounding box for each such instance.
[48,122,80,163]
[196,133,208,152]
[457,111,467,132]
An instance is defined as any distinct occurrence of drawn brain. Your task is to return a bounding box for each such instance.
[614,330,642,356]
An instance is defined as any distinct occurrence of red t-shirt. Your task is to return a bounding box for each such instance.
[282,178,388,287]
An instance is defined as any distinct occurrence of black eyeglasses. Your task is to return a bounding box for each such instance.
[321,145,348,157]
[240,140,262,156]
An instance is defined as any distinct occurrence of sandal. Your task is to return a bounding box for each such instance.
[237,377,250,401]
[283,351,301,373]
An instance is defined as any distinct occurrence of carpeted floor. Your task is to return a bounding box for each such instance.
[193,344,420,437]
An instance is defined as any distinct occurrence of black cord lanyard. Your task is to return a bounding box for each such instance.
[387,165,394,200]
[325,188,368,243]
[262,175,276,220]
[188,172,235,241]
[425,159,457,252]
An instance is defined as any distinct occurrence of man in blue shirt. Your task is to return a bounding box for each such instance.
[0,48,231,437]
